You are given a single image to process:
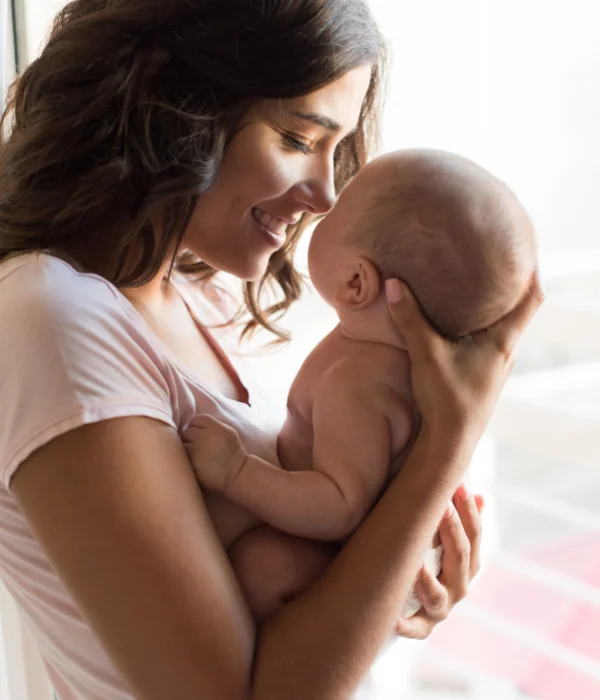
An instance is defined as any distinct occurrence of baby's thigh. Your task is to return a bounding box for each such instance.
[229,525,338,623]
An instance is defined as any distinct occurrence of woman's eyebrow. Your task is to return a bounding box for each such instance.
[288,110,342,132]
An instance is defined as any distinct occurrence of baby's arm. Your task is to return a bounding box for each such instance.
[183,376,407,541]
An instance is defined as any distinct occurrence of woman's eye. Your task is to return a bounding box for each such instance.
[282,132,313,155]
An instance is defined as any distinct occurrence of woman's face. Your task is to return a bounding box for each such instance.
[183,66,372,280]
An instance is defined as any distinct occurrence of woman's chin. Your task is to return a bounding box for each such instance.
[227,257,271,283]
[188,249,272,282]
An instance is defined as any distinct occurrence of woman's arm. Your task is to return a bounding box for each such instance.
[12,418,256,700]
[13,416,467,700]
[11,414,459,700]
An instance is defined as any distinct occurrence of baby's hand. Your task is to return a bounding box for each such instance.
[182,414,247,494]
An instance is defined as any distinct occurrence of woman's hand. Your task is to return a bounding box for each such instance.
[385,274,543,443]
[393,485,484,640]
[383,277,541,642]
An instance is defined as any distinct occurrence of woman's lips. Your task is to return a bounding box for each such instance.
[251,207,300,248]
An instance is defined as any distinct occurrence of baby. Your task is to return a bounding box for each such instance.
[184,149,537,623]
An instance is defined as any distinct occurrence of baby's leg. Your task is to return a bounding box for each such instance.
[229,524,338,624]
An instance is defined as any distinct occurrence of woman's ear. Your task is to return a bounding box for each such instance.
[334,256,381,310]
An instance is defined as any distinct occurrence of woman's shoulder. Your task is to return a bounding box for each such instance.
[0,251,136,323]
[0,253,184,489]
[0,251,177,388]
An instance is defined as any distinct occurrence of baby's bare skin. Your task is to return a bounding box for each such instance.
[279,325,415,482]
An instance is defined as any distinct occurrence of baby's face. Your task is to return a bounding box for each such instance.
[307,165,379,305]
[307,195,351,305]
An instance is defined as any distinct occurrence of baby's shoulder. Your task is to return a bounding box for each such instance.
[335,345,415,438]
[307,342,410,406]
[345,342,412,390]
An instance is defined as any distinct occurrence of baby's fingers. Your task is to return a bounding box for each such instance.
[181,414,221,444]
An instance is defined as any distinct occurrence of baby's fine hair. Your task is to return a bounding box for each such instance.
[350,149,536,339]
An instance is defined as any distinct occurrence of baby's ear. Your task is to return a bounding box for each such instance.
[333,255,381,310]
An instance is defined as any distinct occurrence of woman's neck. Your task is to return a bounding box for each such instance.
[121,256,175,312]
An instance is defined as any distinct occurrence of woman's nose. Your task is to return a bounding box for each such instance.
[291,161,337,215]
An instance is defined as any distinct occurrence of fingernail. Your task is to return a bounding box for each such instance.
[385,279,404,304]
[444,502,455,518]
[457,483,471,500]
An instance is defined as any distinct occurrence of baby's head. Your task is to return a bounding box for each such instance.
[308,149,537,341]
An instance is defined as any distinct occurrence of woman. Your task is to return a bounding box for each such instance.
[0,1,542,699]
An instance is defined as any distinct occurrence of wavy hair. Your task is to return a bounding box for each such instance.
[0,0,385,339]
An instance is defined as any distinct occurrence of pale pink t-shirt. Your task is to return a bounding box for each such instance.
[0,252,280,700]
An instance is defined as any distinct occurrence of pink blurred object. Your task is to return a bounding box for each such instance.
[424,532,600,699]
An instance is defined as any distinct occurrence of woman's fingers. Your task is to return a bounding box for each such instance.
[437,503,471,604]
[413,564,449,621]
[385,279,439,359]
[393,566,450,639]
[453,486,483,580]
[393,611,435,641]
[394,490,486,641]
[487,272,544,355]
[474,493,485,513]
[394,612,435,639]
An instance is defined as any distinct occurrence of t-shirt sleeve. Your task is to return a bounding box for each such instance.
[0,256,177,488]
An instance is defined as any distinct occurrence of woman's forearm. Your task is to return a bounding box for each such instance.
[250,426,475,700]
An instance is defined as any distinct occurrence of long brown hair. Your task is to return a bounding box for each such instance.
[0,0,385,340]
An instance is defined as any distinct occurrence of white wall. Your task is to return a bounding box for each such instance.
[369,0,600,254]
[370,0,494,161]
[21,0,64,61]
[486,0,600,253]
